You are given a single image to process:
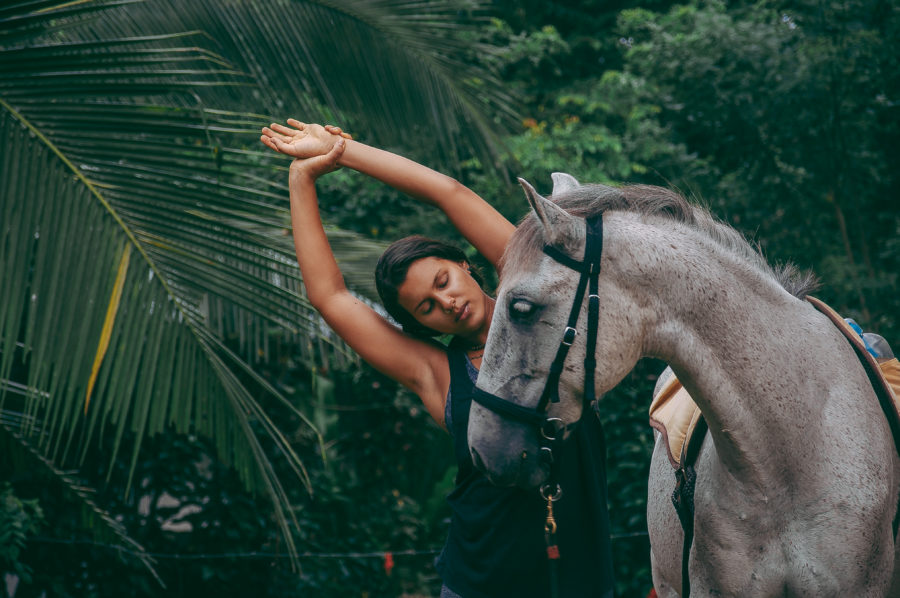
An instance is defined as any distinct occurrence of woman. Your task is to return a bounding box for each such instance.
[260,121,614,598]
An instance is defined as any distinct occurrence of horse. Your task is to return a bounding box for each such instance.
[467,174,900,597]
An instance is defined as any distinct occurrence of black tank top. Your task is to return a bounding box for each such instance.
[435,342,616,598]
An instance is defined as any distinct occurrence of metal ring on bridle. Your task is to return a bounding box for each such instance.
[540,483,563,501]
[540,417,565,440]
[539,446,554,465]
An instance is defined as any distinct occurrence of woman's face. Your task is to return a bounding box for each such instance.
[396,257,489,336]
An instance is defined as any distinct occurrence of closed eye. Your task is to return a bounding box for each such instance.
[508,298,540,322]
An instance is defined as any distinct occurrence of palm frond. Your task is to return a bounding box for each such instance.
[45,0,519,171]
[1,1,338,565]
[1,95,326,563]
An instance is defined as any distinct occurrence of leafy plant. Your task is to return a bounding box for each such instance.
[0,483,44,584]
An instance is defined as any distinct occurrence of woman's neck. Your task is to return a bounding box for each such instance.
[475,295,495,346]
[449,294,494,371]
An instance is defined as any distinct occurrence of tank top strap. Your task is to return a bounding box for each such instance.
[446,341,476,470]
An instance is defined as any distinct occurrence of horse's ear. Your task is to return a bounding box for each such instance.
[518,177,582,252]
[550,172,580,195]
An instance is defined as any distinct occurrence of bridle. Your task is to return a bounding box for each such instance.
[471,212,605,480]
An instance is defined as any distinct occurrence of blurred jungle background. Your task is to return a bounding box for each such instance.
[1,0,897,596]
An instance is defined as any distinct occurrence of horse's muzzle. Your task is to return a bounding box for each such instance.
[470,443,549,488]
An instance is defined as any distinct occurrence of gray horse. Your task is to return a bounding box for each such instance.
[468,175,900,596]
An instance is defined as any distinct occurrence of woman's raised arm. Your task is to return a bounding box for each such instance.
[277,140,451,426]
[262,120,515,271]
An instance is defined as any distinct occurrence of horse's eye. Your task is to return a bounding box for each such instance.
[509,298,538,322]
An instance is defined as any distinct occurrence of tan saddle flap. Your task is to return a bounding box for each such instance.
[648,375,701,469]
[879,357,900,413]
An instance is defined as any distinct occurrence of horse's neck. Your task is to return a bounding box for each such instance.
[614,217,863,486]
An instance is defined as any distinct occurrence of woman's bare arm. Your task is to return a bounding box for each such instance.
[281,141,451,426]
[262,120,516,271]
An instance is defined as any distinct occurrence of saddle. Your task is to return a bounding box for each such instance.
[648,297,900,471]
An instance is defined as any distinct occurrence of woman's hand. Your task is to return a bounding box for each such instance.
[261,120,350,159]
[322,123,352,139]
[288,137,345,182]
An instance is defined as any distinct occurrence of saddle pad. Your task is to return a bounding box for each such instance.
[878,357,900,414]
[648,375,701,469]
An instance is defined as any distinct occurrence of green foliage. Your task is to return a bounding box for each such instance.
[599,361,661,597]
[8,432,296,597]
[476,19,573,100]
[289,364,454,597]
[510,69,707,183]
[0,484,43,584]
[3,346,451,597]
[616,0,900,337]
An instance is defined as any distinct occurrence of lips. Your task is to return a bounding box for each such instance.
[456,302,470,322]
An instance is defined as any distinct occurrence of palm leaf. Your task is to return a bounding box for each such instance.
[40,0,519,170]
[0,100,321,561]
[0,0,333,565]
[1,0,517,572]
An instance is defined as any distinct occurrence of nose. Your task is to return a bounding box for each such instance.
[437,294,456,313]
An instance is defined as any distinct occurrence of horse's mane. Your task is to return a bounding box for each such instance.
[502,183,819,299]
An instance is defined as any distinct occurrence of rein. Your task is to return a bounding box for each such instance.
[471,213,604,597]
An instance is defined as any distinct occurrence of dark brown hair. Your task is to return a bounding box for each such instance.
[375,236,484,337]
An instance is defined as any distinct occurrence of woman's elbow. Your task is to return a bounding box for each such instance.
[306,289,335,313]
[306,285,351,318]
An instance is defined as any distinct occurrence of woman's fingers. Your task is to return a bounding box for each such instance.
[260,134,285,153]
[261,120,349,158]
[260,132,289,154]
[315,137,345,173]
[324,125,353,140]
[269,122,299,138]
[260,127,287,145]
[289,137,345,178]
[270,136,292,153]
[329,136,346,159]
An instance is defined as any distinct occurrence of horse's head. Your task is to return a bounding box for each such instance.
[468,174,644,488]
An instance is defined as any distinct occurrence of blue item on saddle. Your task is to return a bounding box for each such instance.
[864,333,895,359]
[844,318,893,358]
